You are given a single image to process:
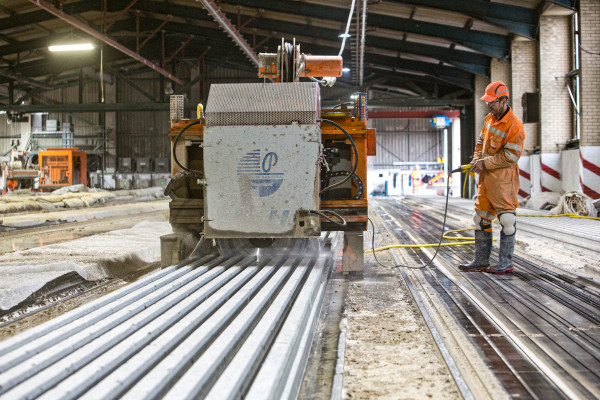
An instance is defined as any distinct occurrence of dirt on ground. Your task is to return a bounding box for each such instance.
[342,235,460,400]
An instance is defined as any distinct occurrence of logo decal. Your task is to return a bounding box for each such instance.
[237,149,284,197]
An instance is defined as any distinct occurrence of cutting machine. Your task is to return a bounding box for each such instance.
[161,41,375,272]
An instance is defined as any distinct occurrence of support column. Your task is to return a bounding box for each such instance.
[473,75,490,148]
[539,13,573,153]
[8,81,14,105]
[511,38,539,153]
[579,0,600,148]
[104,78,117,173]
[490,58,512,105]
[578,0,600,199]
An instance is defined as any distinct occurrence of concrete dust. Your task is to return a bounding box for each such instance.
[0,220,172,310]
[342,252,459,399]
[515,235,600,281]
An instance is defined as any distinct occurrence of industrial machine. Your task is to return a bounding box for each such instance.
[162,41,375,272]
[0,144,41,193]
[38,147,87,190]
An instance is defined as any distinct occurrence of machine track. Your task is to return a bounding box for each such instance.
[0,235,338,400]
[372,198,600,399]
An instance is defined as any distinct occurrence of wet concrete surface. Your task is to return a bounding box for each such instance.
[0,210,166,255]
[299,266,347,399]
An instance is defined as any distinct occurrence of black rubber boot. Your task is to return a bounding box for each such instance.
[459,230,492,271]
[485,232,515,274]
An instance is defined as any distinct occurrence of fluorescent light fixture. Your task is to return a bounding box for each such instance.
[338,33,351,38]
[48,43,94,52]
[342,67,350,72]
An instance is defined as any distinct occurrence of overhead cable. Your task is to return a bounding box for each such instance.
[338,0,356,57]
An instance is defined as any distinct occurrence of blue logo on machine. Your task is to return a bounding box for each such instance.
[237,149,284,197]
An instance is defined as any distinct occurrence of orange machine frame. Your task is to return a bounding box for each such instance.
[38,148,87,190]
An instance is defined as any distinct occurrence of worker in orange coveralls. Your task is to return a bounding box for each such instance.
[459,82,524,274]
[411,166,422,194]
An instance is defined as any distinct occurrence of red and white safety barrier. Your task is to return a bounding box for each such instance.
[518,156,531,199]
[540,153,562,193]
[579,147,600,199]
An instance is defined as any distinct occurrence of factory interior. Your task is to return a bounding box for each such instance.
[0,1,599,399]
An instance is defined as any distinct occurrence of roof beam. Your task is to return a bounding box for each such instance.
[0,69,52,89]
[368,64,472,91]
[387,0,537,39]
[104,0,140,32]
[218,0,509,58]
[26,0,183,85]
[112,15,489,78]
[163,35,194,65]
[0,1,99,32]
[0,35,61,57]
[547,0,577,9]
[138,16,170,51]
[105,65,157,102]
[196,0,259,66]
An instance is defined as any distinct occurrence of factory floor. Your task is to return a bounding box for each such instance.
[0,195,598,399]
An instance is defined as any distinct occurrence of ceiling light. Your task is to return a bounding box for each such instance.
[48,43,94,52]
[342,67,350,72]
[338,33,351,38]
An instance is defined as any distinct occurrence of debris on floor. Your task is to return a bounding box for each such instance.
[0,220,172,310]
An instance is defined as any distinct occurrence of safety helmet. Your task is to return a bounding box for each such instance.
[480,81,509,102]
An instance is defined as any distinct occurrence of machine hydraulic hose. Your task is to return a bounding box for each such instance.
[318,118,358,195]
[172,120,203,174]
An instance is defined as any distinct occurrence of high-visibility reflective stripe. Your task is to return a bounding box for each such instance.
[504,142,522,151]
[505,149,519,162]
[495,89,508,97]
[484,123,507,138]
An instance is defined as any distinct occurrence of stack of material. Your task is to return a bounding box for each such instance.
[550,191,598,217]
[0,186,166,215]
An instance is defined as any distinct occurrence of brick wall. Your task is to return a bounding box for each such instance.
[580,0,600,146]
[490,58,512,107]
[512,38,539,153]
[539,15,573,153]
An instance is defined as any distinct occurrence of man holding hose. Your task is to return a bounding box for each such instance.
[459,82,525,274]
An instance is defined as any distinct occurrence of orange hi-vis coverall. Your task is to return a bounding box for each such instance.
[474,107,525,221]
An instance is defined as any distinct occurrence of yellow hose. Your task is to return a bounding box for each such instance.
[367,227,493,253]
[369,166,598,254]
[367,211,598,254]
[516,213,600,220]
[370,241,474,252]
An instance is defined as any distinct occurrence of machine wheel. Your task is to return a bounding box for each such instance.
[217,238,310,260]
